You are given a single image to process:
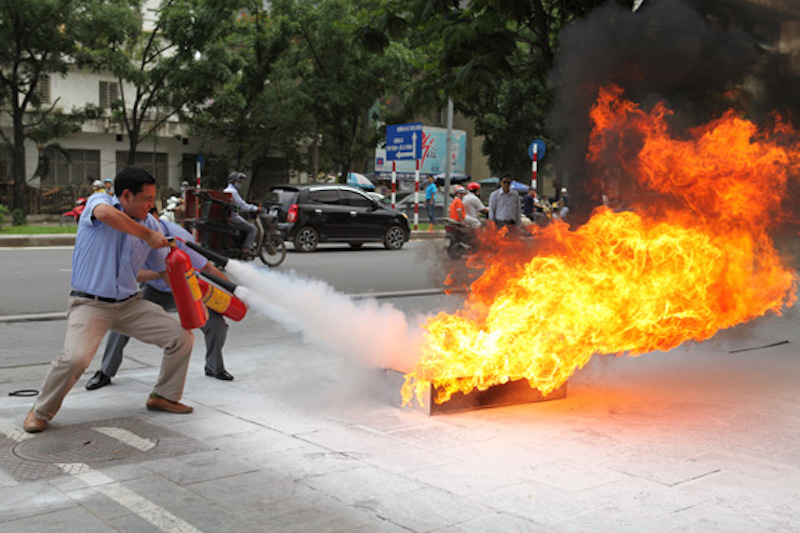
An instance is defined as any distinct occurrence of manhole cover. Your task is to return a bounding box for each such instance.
[0,416,208,482]
[13,426,158,463]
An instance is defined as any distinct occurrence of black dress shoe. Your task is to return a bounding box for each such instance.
[205,368,234,381]
[86,371,111,390]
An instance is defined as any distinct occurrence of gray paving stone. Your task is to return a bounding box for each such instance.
[0,481,75,522]
[237,497,376,533]
[676,469,800,514]
[0,505,115,533]
[434,512,555,533]
[370,486,492,532]
[300,464,425,506]
[475,480,608,527]
[188,469,318,512]
[141,450,260,485]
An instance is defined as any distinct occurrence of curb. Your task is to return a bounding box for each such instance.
[0,234,76,247]
[0,232,442,248]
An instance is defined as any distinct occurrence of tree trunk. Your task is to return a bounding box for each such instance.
[126,123,140,166]
[12,103,26,213]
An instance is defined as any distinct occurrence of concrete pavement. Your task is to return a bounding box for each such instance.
[2,285,800,532]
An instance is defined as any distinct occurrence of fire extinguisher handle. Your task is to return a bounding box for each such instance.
[198,269,238,294]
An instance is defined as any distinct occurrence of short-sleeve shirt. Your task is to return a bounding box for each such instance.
[425,182,437,202]
[70,194,168,300]
[462,193,485,218]
[449,197,465,221]
[145,218,208,293]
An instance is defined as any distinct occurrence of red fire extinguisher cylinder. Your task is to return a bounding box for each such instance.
[197,278,247,321]
[166,243,208,329]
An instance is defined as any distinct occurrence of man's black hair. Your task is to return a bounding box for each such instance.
[114,166,156,197]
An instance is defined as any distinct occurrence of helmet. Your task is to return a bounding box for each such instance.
[561,187,567,193]
[228,171,247,183]
[466,182,480,192]
[453,185,466,195]
[104,178,113,183]
[92,180,103,188]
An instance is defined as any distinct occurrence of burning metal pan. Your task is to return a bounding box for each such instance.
[378,369,567,416]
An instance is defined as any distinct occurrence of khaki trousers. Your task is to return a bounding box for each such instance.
[33,294,194,422]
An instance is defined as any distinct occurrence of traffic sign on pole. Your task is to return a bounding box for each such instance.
[386,123,423,161]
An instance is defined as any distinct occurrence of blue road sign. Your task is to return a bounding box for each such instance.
[528,140,546,161]
[386,122,423,161]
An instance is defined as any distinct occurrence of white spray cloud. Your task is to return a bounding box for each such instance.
[226,261,425,372]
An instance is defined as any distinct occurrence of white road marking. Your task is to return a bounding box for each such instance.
[0,418,34,443]
[0,418,200,532]
[93,427,156,452]
[57,463,202,533]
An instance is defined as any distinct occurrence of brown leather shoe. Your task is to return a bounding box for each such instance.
[146,393,193,414]
[23,410,48,433]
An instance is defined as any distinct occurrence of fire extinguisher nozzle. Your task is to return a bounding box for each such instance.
[185,240,229,268]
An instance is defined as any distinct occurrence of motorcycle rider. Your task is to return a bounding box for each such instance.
[449,186,467,222]
[463,182,488,228]
[223,171,259,254]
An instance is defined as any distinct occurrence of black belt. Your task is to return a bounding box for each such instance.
[70,290,139,303]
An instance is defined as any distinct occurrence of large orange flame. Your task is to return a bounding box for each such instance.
[402,85,800,407]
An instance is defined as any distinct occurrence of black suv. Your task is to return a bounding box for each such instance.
[265,184,410,252]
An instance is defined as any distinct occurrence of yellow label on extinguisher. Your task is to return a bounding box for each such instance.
[201,284,231,313]
[185,268,202,301]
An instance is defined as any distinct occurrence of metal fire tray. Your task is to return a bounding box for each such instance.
[378,369,567,416]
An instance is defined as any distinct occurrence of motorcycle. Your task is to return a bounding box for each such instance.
[60,197,86,225]
[445,219,479,260]
[189,190,287,268]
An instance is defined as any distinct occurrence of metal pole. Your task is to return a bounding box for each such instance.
[414,158,420,230]
[444,97,453,217]
[391,161,396,209]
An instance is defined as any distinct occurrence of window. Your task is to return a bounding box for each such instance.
[116,151,168,189]
[34,74,51,105]
[41,148,101,188]
[99,81,119,109]
[340,189,372,208]
[308,189,340,205]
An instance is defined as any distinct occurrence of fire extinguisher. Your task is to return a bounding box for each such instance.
[166,239,208,329]
[197,277,248,321]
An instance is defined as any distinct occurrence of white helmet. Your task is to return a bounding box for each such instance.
[561,187,567,193]
[92,180,103,188]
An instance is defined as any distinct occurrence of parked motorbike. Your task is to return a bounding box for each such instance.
[445,219,479,260]
[60,197,86,225]
[190,190,287,268]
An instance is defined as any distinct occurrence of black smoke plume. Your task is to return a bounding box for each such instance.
[547,0,758,218]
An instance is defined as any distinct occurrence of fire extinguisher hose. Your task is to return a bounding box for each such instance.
[197,269,238,294]
[184,240,229,268]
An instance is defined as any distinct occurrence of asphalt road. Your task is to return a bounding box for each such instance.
[0,240,453,316]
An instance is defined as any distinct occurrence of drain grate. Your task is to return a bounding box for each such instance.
[1,416,208,482]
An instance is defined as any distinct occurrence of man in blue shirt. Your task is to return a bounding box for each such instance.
[424,175,437,230]
[86,216,235,390]
[24,166,195,433]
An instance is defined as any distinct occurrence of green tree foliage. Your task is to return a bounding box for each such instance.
[187,4,300,183]
[405,0,607,179]
[271,0,413,181]
[0,0,131,212]
[83,0,241,165]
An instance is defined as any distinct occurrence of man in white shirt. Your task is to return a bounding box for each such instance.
[488,175,521,228]
[223,171,259,253]
[462,182,488,228]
